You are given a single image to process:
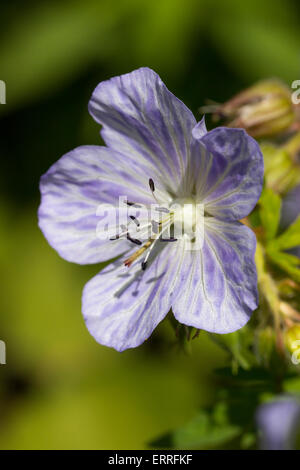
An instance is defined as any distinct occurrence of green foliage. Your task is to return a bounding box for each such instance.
[259,188,281,241]
[267,250,300,282]
[257,187,300,282]
[151,405,242,449]
[270,217,300,252]
[151,366,292,450]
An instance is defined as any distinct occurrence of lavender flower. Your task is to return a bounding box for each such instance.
[256,396,300,450]
[280,184,300,258]
[38,68,263,351]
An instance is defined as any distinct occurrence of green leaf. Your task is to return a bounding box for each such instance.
[151,406,241,449]
[270,216,300,251]
[259,188,281,241]
[283,376,300,394]
[210,330,255,371]
[266,248,300,282]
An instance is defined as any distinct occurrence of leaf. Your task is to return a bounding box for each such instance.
[210,330,255,371]
[283,376,300,394]
[259,188,281,241]
[266,248,300,282]
[270,216,300,251]
[151,406,241,449]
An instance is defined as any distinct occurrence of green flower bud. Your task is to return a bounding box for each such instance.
[284,325,300,355]
[214,80,298,139]
[262,133,300,194]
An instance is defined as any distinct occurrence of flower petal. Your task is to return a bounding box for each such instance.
[256,397,300,450]
[38,145,157,264]
[280,185,300,258]
[191,116,207,140]
[280,184,300,230]
[193,127,263,220]
[172,219,257,333]
[82,241,183,351]
[88,67,196,196]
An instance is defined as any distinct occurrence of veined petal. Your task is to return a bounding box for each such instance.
[191,116,208,140]
[38,145,157,265]
[82,241,183,351]
[193,127,263,220]
[172,219,257,333]
[88,67,196,196]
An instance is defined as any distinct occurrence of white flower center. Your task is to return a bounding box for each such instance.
[170,198,204,239]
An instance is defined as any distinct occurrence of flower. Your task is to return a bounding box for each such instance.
[280,184,300,258]
[256,396,300,450]
[38,67,263,351]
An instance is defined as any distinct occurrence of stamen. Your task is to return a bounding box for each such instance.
[161,237,177,242]
[155,207,169,214]
[109,235,120,240]
[149,178,155,192]
[126,234,142,246]
[126,201,142,208]
[141,261,147,271]
[141,225,172,270]
[124,239,154,268]
[129,215,140,227]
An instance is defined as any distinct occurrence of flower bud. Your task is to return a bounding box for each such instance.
[284,325,300,355]
[262,133,300,194]
[214,80,298,138]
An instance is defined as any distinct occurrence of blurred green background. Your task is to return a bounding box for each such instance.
[0,0,299,449]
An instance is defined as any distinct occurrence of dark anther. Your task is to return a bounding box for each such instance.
[126,201,142,208]
[127,234,142,246]
[129,215,140,227]
[149,178,155,192]
[109,234,120,240]
[141,261,147,271]
[161,237,177,242]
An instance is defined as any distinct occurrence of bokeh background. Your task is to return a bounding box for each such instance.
[0,0,299,449]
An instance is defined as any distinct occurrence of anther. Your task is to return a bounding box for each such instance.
[141,261,147,271]
[126,201,142,208]
[126,234,142,246]
[129,215,140,227]
[149,178,155,192]
[109,235,120,240]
